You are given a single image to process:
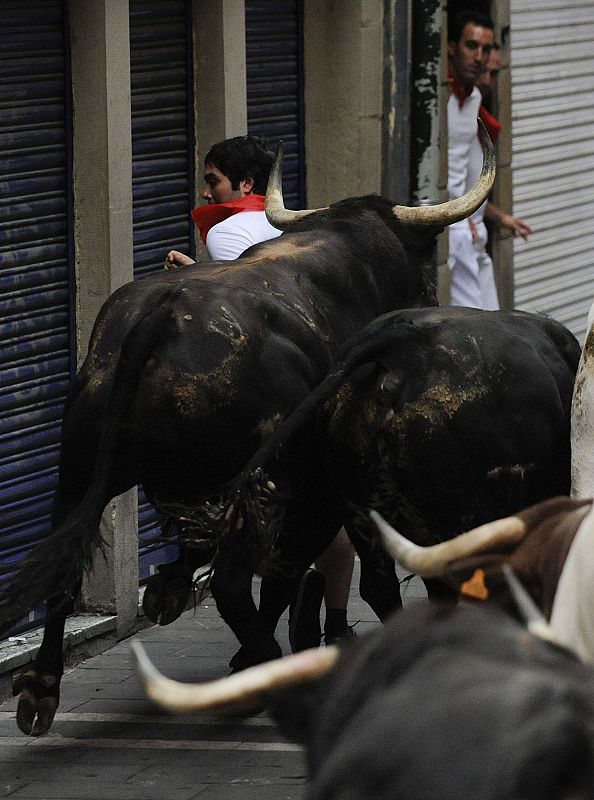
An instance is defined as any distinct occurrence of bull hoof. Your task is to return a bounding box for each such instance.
[142,575,165,622]
[142,574,191,625]
[12,668,60,736]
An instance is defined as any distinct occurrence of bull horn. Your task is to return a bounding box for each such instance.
[265,141,328,229]
[132,640,340,714]
[392,118,496,226]
[370,509,526,578]
[501,564,562,646]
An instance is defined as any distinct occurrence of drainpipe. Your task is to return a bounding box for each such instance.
[382,0,411,205]
[382,0,446,301]
[410,0,445,301]
[410,0,443,205]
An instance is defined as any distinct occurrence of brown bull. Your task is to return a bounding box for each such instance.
[373,495,594,662]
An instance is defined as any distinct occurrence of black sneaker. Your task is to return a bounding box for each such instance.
[324,625,357,646]
[289,568,325,652]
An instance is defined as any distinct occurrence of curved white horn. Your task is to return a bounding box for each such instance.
[265,141,328,229]
[502,565,564,648]
[132,640,340,714]
[370,509,526,578]
[392,118,496,226]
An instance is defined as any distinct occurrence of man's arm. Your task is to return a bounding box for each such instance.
[485,202,533,240]
[164,250,196,269]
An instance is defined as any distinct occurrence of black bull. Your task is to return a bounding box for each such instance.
[134,602,594,800]
[230,306,580,619]
[0,135,494,735]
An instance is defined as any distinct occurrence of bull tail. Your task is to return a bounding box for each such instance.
[212,314,418,570]
[248,313,418,472]
[0,298,178,632]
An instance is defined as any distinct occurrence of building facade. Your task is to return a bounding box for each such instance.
[3,0,593,642]
[1,0,386,636]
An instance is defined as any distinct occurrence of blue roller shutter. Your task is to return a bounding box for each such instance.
[0,0,73,631]
[129,0,194,580]
[245,0,306,208]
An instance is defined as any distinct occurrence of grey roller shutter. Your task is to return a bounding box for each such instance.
[246,0,306,208]
[129,0,194,579]
[0,0,73,630]
[510,0,594,341]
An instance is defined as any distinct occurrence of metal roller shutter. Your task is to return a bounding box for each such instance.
[129,0,194,580]
[0,0,73,630]
[245,0,306,208]
[510,0,594,341]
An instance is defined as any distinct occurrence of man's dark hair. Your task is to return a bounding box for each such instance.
[448,9,494,44]
[204,135,274,194]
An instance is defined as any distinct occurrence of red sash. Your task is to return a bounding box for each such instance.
[448,69,502,143]
[191,194,266,244]
[478,105,501,143]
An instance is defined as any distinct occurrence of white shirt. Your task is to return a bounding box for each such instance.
[206,211,282,261]
[447,87,487,229]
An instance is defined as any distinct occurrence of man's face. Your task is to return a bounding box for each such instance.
[448,23,493,88]
[202,164,254,204]
[202,164,240,204]
[477,48,501,99]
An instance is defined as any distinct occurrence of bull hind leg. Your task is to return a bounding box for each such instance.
[257,508,343,629]
[142,538,213,626]
[10,486,105,735]
[12,588,78,736]
[345,521,404,620]
[210,550,283,672]
[9,451,126,735]
[10,302,183,735]
[258,565,313,646]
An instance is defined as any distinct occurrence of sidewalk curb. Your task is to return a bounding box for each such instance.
[0,585,211,704]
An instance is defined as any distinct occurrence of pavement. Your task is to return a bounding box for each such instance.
[0,562,427,800]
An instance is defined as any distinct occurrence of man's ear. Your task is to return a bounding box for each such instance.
[447,40,455,58]
[240,175,254,195]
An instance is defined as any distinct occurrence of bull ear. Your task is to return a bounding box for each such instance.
[501,565,562,647]
[132,640,340,714]
[265,141,328,229]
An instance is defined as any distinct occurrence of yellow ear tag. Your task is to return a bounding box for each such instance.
[460,568,489,601]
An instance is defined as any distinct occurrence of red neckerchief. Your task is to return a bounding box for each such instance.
[448,69,473,108]
[448,68,502,143]
[191,194,266,244]
[478,105,501,143]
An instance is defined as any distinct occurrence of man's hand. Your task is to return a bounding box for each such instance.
[164,250,196,270]
[499,212,533,241]
[485,202,533,241]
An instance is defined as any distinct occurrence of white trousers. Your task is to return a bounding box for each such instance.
[448,222,499,310]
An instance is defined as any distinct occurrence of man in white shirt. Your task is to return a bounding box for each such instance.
[165,135,281,265]
[447,11,498,309]
[477,44,533,244]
